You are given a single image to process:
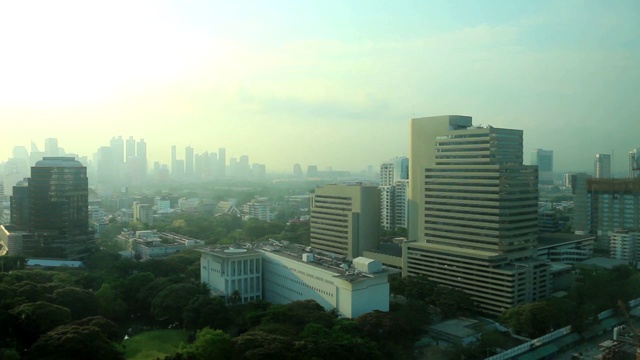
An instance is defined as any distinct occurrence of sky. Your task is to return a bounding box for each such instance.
[0,0,639,174]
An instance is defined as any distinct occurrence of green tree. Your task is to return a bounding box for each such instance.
[183,295,233,331]
[10,301,72,349]
[180,328,234,360]
[26,325,124,360]
[95,283,128,321]
[151,283,203,323]
[51,287,99,320]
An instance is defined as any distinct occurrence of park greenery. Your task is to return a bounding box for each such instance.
[3,204,640,359]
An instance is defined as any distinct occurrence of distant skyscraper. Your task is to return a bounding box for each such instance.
[594,153,612,179]
[379,157,409,231]
[171,145,177,177]
[110,136,124,182]
[9,157,94,259]
[126,136,136,160]
[238,155,250,179]
[310,184,380,258]
[137,139,147,177]
[530,149,554,185]
[629,148,640,179]
[185,146,194,178]
[307,165,319,178]
[406,115,549,315]
[44,138,59,157]
[218,148,226,178]
[293,163,303,177]
[95,146,115,184]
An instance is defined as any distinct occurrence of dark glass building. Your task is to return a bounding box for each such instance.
[10,157,94,260]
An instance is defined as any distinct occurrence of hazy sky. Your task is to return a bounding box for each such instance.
[1,1,639,173]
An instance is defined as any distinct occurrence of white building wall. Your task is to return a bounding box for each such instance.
[200,251,262,303]
[261,251,390,318]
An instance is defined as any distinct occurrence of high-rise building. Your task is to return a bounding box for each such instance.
[171,145,177,177]
[629,148,640,179]
[137,138,147,178]
[218,148,226,178]
[185,146,194,179]
[44,138,59,157]
[573,178,640,237]
[594,153,612,179]
[406,115,549,315]
[293,163,303,178]
[9,157,94,259]
[379,157,409,231]
[530,149,554,185]
[133,201,153,226]
[310,184,380,259]
[126,136,136,160]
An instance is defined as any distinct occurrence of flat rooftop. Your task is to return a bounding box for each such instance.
[199,241,397,282]
[537,233,595,248]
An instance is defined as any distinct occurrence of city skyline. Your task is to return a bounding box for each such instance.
[1,1,639,173]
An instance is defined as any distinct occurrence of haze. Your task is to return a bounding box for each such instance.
[1,1,638,173]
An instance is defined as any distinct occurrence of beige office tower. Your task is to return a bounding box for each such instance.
[405,115,550,315]
[310,184,380,259]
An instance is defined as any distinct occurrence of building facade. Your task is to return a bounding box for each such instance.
[199,247,263,303]
[199,244,394,318]
[595,153,612,179]
[573,178,640,237]
[8,157,94,260]
[630,148,640,179]
[310,184,380,259]
[609,230,639,262]
[406,115,550,315]
[531,149,554,185]
[379,157,409,231]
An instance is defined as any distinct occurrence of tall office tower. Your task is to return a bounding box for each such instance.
[110,136,124,182]
[3,157,29,197]
[380,157,408,187]
[126,136,136,160]
[595,154,612,179]
[238,155,250,179]
[95,146,115,184]
[174,160,185,179]
[293,163,303,178]
[393,179,409,230]
[9,179,29,228]
[379,157,409,231]
[137,139,147,177]
[12,146,29,159]
[185,146,194,179]
[10,157,94,259]
[110,136,124,164]
[228,158,238,178]
[307,165,319,178]
[530,149,554,185]
[406,115,549,315]
[44,138,59,157]
[629,148,640,178]
[570,173,592,235]
[251,163,266,179]
[573,178,640,237]
[218,148,226,178]
[310,184,380,259]
[171,145,177,177]
[194,152,207,180]
[209,152,218,179]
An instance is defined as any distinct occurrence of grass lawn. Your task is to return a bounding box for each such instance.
[122,329,190,360]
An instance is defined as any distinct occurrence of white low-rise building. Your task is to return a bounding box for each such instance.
[199,247,263,303]
[198,243,396,318]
